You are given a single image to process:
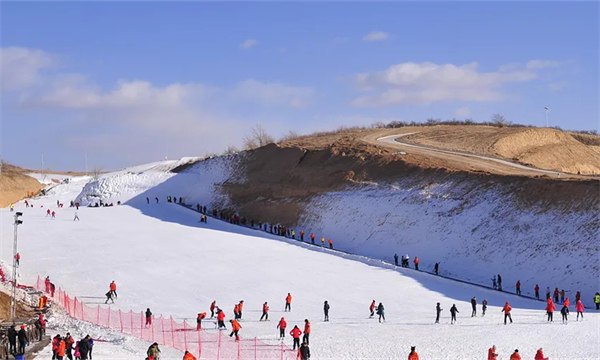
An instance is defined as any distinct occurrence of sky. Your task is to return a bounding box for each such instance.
[1,1,598,171]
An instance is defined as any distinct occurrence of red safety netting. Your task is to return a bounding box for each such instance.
[36,276,298,359]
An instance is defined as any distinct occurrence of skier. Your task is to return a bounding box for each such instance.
[369,300,376,318]
[482,299,488,316]
[535,284,540,299]
[394,253,399,266]
[217,309,227,329]
[561,304,568,323]
[51,210,56,218]
[487,345,498,360]
[408,346,419,360]
[546,298,556,322]
[434,262,439,275]
[516,280,521,295]
[576,299,584,320]
[47,209,51,217]
[196,312,206,330]
[52,334,60,359]
[413,256,419,270]
[277,317,287,339]
[74,212,79,221]
[435,302,442,323]
[183,350,197,360]
[260,302,269,321]
[290,325,302,350]
[471,296,477,317]
[229,319,241,340]
[145,308,152,326]
[497,274,502,291]
[594,292,600,310]
[450,304,459,324]
[285,293,292,312]
[57,336,66,360]
[109,281,117,298]
[323,300,330,321]
[210,301,216,318]
[376,302,385,323]
[502,301,513,324]
[291,230,295,239]
[535,348,549,360]
[303,319,310,345]
[155,197,159,203]
[299,342,310,360]
[509,349,521,360]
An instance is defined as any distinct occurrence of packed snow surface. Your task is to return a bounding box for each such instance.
[1,159,598,359]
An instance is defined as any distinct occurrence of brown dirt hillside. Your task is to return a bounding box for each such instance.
[0,164,44,208]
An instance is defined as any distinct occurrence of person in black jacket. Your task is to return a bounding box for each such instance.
[435,302,443,323]
[17,325,27,354]
[78,335,90,360]
[471,297,477,317]
[376,303,385,323]
[323,301,330,322]
[450,304,459,324]
[299,342,310,360]
[7,325,17,354]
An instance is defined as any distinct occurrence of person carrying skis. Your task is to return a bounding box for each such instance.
[217,309,227,329]
[277,317,287,339]
[285,293,292,312]
[370,300,376,318]
[145,308,152,326]
[376,303,385,323]
[450,304,459,324]
[516,280,521,295]
[482,299,488,316]
[183,350,197,360]
[196,312,206,330]
[290,325,302,350]
[303,319,311,345]
[502,301,513,324]
[229,319,241,340]
[323,300,330,321]
[576,299,584,320]
[487,345,498,360]
[435,302,442,323]
[534,348,549,360]
[408,346,419,360]
[260,302,269,321]
[471,297,477,317]
[509,349,521,360]
[299,342,310,360]
[546,298,556,322]
[210,301,217,318]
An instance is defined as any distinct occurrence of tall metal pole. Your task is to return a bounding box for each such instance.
[10,214,19,322]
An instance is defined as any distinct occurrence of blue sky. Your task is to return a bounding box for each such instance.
[1,1,598,170]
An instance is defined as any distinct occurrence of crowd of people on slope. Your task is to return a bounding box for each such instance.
[51,333,94,360]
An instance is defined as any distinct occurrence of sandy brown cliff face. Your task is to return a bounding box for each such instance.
[0,164,44,207]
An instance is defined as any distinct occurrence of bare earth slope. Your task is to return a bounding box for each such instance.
[0,163,44,207]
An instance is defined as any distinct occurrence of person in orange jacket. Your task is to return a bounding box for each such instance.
[534,348,549,360]
[210,300,216,318]
[285,293,292,312]
[217,309,226,329]
[229,319,241,340]
[57,336,66,359]
[260,302,269,321]
[502,301,513,324]
[487,345,498,360]
[302,319,311,345]
[277,317,287,339]
[310,233,315,244]
[546,298,556,322]
[109,281,117,298]
[563,297,570,308]
[413,257,419,271]
[183,350,197,360]
[238,300,244,319]
[289,325,302,350]
[509,349,521,360]
[233,304,240,320]
[408,346,419,360]
[369,300,376,318]
[196,312,206,330]
[328,239,333,249]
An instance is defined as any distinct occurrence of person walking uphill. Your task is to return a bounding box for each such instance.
[323,301,330,321]
[229,319,241,340]
[435,302,443,323]
[285,293,292,312]
[290,325,302,350]
[376,302,385,323]
[408,346,419,360]
[450,304,459,324]
[502,301,513,324]
[277,317,287,339]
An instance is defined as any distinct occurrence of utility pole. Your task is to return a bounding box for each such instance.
[11,212,23,323]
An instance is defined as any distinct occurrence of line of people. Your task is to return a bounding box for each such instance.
[488,345,549,360]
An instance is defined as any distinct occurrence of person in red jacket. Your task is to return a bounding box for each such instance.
[535,284,540,299]
[534,348,548,360]
[328,239,333,249]
[300,230,304,241]
[64,332,75,359]
[553,288,559,303]
[229,319,241,340]
[183,350,197,360]
[501,301,513,324]
[515,280,521,295]
[408,346,419,360]
[413,257,419,271]
[238,300,244,319]
[302,319,311,345]
[233,304,240,320]
[210,301,216,318]
[260,302,269,321]
[509,349,521,360]
[109,281,117,298]
[285,293,292,312]
[487,345,498,360]
[576,299,585,320]
[217,309,226,329]
[546,298,556,322]
[57,336,66,359]
[563,297,570,308]
[310,233,315,244]
[277,317,287,340]
[289,325,302,350]
[196,312,206,330]
[369,300,376,318]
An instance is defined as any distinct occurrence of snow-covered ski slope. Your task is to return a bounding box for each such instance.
[1,159,598,359]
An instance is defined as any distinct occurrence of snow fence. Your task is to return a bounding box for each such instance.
[35,276,298,360]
